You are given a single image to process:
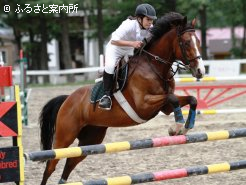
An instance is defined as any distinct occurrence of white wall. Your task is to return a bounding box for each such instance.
[204,59,246,76]
[47,39,59,70]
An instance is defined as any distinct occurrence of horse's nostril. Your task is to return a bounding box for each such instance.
[195,68,203,79]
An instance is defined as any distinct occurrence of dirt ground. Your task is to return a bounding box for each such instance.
[1,82,246,185]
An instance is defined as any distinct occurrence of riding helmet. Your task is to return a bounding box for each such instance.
[135,3,157,20]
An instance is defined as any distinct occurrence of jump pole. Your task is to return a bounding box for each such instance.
[24,128,246,162]
[175,76,246,82]
[157,108,246,116]
[65,159,246,185]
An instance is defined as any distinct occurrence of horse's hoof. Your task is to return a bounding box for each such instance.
[180,128,189,135]
[168,127,176,136]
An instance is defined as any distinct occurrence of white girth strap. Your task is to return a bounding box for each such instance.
[113,90,147,124]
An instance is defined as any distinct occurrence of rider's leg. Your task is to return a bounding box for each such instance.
[98,45,119,110]
[98,71,114,110]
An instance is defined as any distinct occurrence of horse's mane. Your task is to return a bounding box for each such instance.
[150,12,185,41]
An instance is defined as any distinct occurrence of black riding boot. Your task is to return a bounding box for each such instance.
[98,72,114,110]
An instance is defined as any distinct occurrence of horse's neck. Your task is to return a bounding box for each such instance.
[142,33,175,78]
[123,33,177,119]
[127,30,177,82]
[148,31,176,63]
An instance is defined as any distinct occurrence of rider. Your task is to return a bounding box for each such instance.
[99,3,157,110]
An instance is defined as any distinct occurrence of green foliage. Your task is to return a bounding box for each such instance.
[1,0,246,62]
[177,0,244,27]
[102,0,177,38]
[2,0,245,41]
[102,1,136,38]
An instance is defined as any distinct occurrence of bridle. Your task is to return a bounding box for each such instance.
[142,26,201,69]
[141,26,201,81]
[177,26,202,67]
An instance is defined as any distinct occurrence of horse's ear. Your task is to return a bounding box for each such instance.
[170,23,175,28]
[183,16,187,25]
[191,18,197,28]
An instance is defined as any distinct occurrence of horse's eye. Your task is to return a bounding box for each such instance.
[184,40,190,47]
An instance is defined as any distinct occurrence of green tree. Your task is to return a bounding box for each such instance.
[97,0,104,55]
[207,0,245,58]
[102,0,176,39]
[177,0,209,59]
[0,0,84,83]
[177,0,246,59]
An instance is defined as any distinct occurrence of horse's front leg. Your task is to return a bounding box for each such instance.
[176,95,197,135]
[164,94,185,135]
[162,94,197,135]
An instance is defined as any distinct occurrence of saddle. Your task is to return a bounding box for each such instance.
[90,57,129,104]
[90,36,152,104]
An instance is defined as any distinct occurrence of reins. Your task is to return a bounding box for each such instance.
[140,26,199,82]
[142,49,186,81]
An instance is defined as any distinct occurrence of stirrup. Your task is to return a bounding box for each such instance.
[98,95,112,110]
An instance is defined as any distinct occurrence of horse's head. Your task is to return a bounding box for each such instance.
[174,16,205,79]
[148,12,205,79]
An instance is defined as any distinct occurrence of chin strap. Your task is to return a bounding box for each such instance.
[137,18,146,30]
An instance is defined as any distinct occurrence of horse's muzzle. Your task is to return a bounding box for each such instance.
[196,68,204,79]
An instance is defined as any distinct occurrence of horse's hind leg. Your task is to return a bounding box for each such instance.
[58,125,108,184]
[41,159,59,185]
[41,119,82,185]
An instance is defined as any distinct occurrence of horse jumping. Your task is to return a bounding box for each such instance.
[39,12,205,184]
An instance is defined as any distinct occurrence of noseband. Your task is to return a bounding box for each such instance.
[177,27,202,67]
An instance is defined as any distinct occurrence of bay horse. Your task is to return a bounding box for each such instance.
[39,12,205,184]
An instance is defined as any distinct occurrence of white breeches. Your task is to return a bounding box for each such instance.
[104,44,133,74]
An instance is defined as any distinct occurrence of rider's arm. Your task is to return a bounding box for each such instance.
[111,40,143,48]
[111,19,143,49]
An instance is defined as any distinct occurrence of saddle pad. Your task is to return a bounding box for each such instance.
[91,81,104,103]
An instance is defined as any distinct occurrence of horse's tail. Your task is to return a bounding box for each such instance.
[39,95,68,151]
